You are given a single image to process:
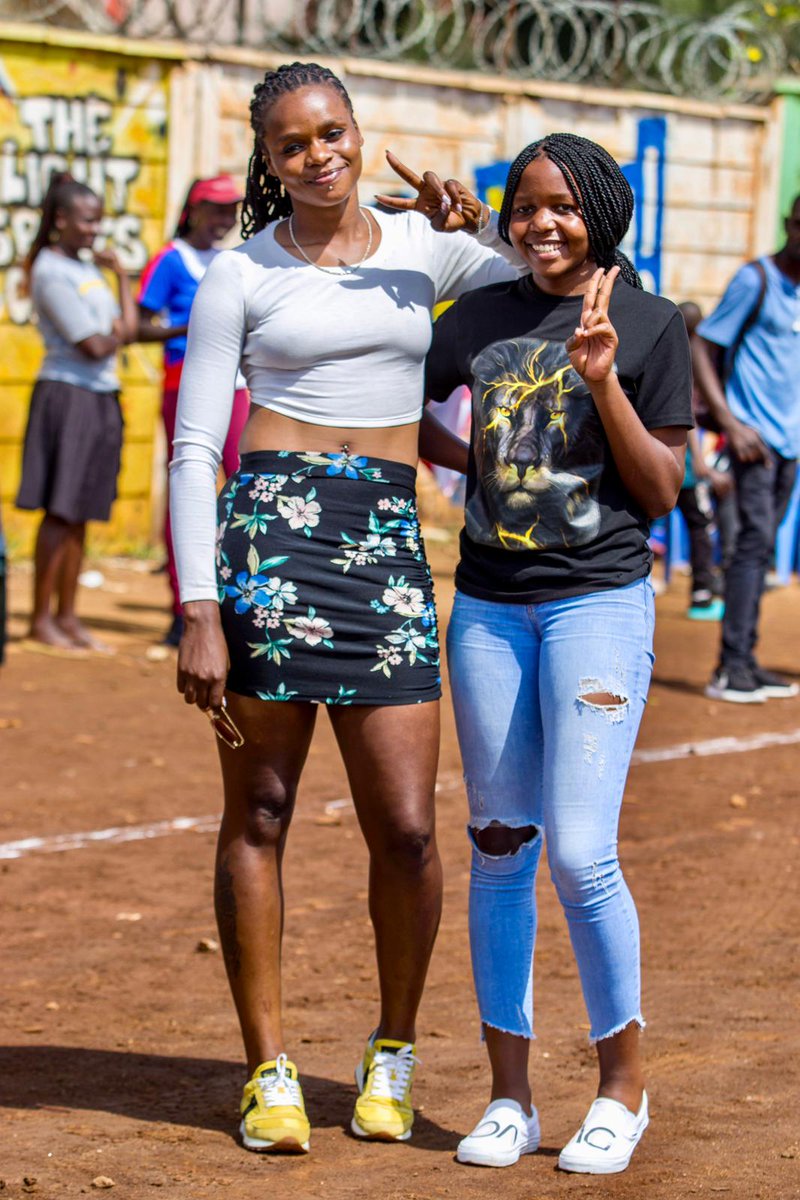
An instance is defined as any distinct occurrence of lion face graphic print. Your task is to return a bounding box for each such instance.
[467,337,605,551]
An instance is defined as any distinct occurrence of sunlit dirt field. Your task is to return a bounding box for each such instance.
[1,538,799,1200]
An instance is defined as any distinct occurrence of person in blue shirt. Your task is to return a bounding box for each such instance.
[138,175,249,646]
[693,195,800,702]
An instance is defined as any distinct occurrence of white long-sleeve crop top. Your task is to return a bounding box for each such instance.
[170,207,526,603]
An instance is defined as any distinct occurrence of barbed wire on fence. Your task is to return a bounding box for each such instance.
[4,0,796,101]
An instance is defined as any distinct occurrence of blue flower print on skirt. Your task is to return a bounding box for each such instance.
[216,450,441,706]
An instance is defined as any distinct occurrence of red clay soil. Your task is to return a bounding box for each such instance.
[1,542,799,1200]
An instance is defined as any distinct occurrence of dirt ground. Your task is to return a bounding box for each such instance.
[1,532,799,1200]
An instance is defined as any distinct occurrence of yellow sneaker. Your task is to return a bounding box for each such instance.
[239,1054,310,1153]
[354,1030,377,1093]
[351,1038,418,1141]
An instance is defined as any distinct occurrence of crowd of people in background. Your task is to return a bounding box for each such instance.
[12,165,799,687]
[4,59,800,1176]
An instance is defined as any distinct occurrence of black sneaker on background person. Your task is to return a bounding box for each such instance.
[163,614,184,648]
[750,666,799,699]
[705,665,766,704]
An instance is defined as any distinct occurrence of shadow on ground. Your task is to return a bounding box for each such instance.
[0,1046,457,1150]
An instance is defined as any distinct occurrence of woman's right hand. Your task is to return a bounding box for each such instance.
[727,418,770,465]
[177,601,229,711]
[377,151,486,233]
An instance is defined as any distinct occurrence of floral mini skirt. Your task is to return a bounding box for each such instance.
[216,450,441,706]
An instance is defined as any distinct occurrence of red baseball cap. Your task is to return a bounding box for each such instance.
[187,175,244,206]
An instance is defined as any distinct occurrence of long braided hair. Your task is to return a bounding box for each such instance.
[24,172,98,280]
[241,62,355,240]
[498,133,642,289]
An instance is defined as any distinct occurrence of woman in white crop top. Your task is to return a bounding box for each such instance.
[170,61,524,1153]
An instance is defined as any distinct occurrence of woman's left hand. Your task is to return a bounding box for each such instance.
[376,151,484,233]
[566,267,620,382]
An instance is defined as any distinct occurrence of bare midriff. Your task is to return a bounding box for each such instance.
[239,405,421,468]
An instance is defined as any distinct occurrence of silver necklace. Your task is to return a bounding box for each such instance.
[287,208,373,275]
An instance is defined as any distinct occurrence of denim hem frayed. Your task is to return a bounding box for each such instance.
[588,1013,646,1046]
[481,1018,536,1043]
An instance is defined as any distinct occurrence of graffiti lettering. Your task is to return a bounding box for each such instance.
[0,92,148,323]
[0,141,140,213]
[19,96,114,156]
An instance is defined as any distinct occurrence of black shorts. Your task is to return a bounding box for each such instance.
[16,379,123,523]
[217,450,441,706]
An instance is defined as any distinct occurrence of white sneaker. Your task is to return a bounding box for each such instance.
[456,1099,540,1167]
[558,1091,648,1174]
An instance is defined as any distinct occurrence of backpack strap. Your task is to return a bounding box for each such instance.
[723,258,768,382]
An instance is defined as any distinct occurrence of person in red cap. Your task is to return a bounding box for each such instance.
[138,175,250,645]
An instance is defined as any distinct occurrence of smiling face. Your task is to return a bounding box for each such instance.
[259,84,363,211]
[55,193,103,253]
[507,156,595,296]
[188,200,239,249]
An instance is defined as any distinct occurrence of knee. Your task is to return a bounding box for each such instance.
[469,824,541,884]
[377,816,437,875]
[236,780,296,846]
[549,847,621,908]
[734,519,771,559]
[472,822,539,858]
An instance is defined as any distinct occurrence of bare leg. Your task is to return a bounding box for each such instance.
[482,1029,532,1112]
[481,987,643,1122]
[29,513,75,648]
[596,1020,644,1113]
[329,701,442,1044]
[214,692,318,1074]
[53,522,111,651]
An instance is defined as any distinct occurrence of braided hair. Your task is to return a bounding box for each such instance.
[497,133,642,289]
[174,179,200,239]
[242,61,355,240]
[24,171,98,279]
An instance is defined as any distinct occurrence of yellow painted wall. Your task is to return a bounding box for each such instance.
[0,39,170,555]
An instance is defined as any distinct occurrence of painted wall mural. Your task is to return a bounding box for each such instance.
[0,40,170,552]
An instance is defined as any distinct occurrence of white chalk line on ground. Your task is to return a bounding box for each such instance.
[3,728,799,861]
[630,726,800,764]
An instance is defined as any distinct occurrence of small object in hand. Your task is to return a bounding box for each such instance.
[204,698,244,749]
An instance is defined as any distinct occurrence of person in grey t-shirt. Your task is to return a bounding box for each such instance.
[16,173,137,652]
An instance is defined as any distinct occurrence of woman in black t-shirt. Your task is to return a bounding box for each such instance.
[424,135,692,1174]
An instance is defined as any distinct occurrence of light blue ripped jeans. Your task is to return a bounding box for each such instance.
[446,578,655,1044]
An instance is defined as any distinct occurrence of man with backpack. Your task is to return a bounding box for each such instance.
[692,194,800,703]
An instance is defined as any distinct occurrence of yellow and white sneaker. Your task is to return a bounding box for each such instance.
[352,1037,418,1141]
[239,1053,310,1153]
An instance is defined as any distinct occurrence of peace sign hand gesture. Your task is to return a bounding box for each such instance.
[376,150,485,233]
[566,267,620,382]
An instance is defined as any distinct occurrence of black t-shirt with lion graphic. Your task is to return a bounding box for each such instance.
[425,274,693,603]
